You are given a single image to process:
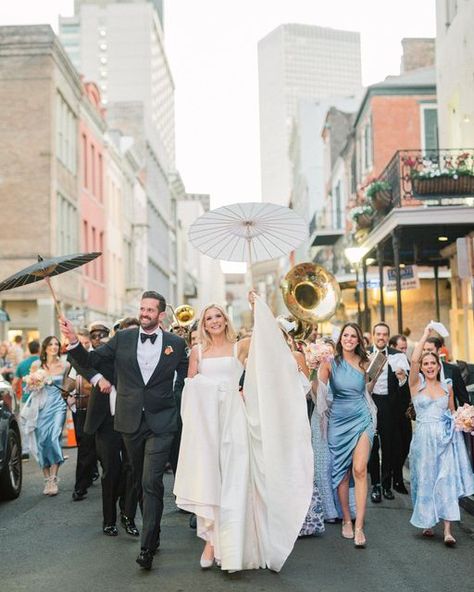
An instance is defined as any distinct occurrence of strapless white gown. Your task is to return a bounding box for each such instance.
[174,296,313,572]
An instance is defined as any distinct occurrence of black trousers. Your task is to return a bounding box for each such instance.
[95,415,137,526]
[72,409,97,493]
[122,416,175,551]
[392,412,412,484]
[368,394,395,489]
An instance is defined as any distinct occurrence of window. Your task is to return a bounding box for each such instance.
[91,226,97,279]
[56,92,77,174]
[99,232,105,282]
[83,220,89,260]
[91,144,96,196]
[57,194,78,253]
[334,181,342,229]
[82,133,88,188]
[363,117,373,171]
[421,105,439,152]
[98,154,103,202]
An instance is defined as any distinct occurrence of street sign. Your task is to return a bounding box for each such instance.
[384,265,420,292]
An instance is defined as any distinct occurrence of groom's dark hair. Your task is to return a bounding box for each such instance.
[141,291,166,313]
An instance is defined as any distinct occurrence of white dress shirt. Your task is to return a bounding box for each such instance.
[137,328,163,385]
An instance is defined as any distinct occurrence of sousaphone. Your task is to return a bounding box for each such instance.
[280,263,341,337]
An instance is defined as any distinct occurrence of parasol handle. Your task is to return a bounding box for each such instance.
[246,224,254,289]
[44,276,63,317]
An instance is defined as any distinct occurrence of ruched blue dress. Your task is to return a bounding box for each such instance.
[35,374,67,469]
[327,359,374,489]
[409,378,474,528]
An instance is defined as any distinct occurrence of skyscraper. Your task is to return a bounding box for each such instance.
[258,24,362,206]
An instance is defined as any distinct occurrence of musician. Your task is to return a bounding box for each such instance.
[367,323,411,502]
[67,329,98,502]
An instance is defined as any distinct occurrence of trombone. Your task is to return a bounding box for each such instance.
[166,304,196,335]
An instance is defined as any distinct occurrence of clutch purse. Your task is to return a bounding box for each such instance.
[367,351,387,382]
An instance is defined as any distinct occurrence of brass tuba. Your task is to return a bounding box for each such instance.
[166,304,196,328]
[280,263,341,336]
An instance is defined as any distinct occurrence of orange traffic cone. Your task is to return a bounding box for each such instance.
[63,409,77,448]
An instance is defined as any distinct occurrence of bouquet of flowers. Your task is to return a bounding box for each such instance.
[453,403,474,435]
[304,340,334,379]
[24,368,51,393]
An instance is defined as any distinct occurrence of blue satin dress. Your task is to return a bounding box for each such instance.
[327,359,374,490]
[35,374,67,469]
[409,379,474,528]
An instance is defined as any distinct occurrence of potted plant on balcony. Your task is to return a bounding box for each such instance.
[365,180,392,212]
[408,152,474,196]
[349,204,374,230]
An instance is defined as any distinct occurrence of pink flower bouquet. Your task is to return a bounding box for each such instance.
[24,369,51,393]
[453,403,474,435]
[304,340,334,379]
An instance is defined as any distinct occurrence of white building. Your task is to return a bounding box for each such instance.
[59,0,177,300]
[435,0,474,148]
[258,24,362,207]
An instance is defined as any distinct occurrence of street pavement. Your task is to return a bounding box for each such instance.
[1,449,473,592]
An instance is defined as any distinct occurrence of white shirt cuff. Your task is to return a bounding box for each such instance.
[67,341,80,350]
[90,373,103,386]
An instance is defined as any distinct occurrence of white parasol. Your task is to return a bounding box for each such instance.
[188,202,307,265]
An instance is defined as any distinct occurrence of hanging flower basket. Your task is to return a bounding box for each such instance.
[366,180,392,212]
[412,175,474,196]
[349,204,375,231]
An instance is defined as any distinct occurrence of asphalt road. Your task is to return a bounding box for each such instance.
[1,449,473,592]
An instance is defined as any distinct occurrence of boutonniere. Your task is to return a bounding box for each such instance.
[164,345,174,356]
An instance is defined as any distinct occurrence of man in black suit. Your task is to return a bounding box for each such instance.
[60,291,188,570]
[423,337,469,407]
[368,322,411,503]
[69,322,138,537]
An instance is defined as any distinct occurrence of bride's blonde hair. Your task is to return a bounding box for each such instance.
[197,303,237,351]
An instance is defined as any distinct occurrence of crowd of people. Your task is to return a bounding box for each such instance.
[8,290,474,574]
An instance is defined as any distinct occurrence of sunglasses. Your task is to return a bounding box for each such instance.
[90,331,108,340]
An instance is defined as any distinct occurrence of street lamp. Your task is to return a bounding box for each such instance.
[344,246,369,326]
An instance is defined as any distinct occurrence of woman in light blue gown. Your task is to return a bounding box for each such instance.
[313,323,375,548]
[23,336,68,496]
[409,326,474,545]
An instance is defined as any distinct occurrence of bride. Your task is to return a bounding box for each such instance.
[174,295,313,573]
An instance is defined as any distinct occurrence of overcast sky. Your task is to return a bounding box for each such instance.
[1,0,437,209]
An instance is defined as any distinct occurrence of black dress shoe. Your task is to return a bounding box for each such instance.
[383,488,395,500]
[120,513,140,537]
[72,490,87,502]
[103,524,119,536]
[370,485,382,503]
[136,548,154,570]
[393,482,409,494]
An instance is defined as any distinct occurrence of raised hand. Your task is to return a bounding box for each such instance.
[58,315,78,345]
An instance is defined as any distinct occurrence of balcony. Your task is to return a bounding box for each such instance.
[370,148,474,218]
[309,209,346,247]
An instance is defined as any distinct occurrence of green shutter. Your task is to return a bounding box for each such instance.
[424,108,438,151]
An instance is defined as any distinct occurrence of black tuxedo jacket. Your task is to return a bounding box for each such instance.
[370,346,411,412]
[68,328,188,435]
[443,361,469,407]
[68,354,116,435]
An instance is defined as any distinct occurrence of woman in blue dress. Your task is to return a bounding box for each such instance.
[313,323,375,548]
[409,325,474,545]
[23,336,68,496]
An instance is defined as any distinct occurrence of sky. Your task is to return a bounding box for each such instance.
[1,0,437,210]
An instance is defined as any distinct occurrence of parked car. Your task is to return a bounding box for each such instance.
[0,377,22,500]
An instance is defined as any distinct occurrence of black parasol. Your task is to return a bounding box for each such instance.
[0,252,102,315]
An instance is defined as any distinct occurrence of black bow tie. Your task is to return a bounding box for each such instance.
[140,333,158,344]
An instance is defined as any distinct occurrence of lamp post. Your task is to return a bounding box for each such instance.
[344,246,369,327]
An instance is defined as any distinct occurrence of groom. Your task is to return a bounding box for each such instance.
[60,291,188,570]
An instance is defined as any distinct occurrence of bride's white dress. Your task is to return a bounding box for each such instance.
[174,296,313,572]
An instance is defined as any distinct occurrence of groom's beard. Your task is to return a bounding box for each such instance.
[139,316,159,332]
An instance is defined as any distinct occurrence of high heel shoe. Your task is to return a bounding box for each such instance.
[48,476,59,496]
[444,534,456,547]
[43,477,51,495]
[341,521,354,539]
[200,552,214,569]
[354,527,366,548]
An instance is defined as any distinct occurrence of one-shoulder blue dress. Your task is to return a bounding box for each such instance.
[327,359,374,489]
[35,374,67,469]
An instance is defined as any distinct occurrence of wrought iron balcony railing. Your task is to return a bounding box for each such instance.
[377,148,474,209]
